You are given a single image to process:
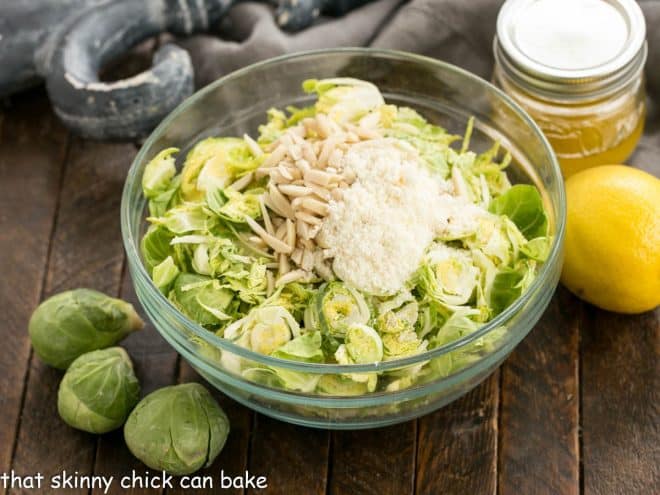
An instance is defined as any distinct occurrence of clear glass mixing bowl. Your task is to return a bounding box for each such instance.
[121,49,565,429]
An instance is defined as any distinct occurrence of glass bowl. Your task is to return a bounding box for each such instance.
[121,49,565,429]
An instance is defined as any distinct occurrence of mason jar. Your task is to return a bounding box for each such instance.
[493,0,647,177]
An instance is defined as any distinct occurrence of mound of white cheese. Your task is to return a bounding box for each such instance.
[318,139,483,295]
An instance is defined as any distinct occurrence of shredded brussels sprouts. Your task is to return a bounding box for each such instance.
[139,78,552,394]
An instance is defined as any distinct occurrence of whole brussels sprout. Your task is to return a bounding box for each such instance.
[58,347,140,433]
[29,289,144,369]
[124,383,229,475]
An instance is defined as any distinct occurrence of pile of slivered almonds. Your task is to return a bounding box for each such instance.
[234,112,382,295]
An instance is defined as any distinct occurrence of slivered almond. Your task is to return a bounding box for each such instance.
[268,183,295,219]
[276,269,306,287]
[228,172,254,191]
[255,167,275,179]
[316,114,332,138]
[279,184,312,197]
[266,270,275,296]
[286,219,296,249]
[328,148,344,169]
[359,111,380,129]
[345,131,360,143]
[302,144,316,166]
[259,197,274,235]
[278,253,290,275]
[245,215,292,253]
[296,210,322,225]
[296,220,309,239]
[248,235,267,247]
[301,249,314,271]
[302,117,319,135]
[262,144,287,167]
[299,237,315,250]
[243,134,263,157]
[278,164,293,181]
[301,197,328,216]
[308,224,321,239]
[291,247,303,265]
[307,184,332,201]
[275,221,287,241]
[289,125,306,139]
[318,136,339,167]
[304,169,335,186]
[289,144,303,161]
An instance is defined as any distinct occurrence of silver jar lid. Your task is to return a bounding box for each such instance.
[494,0,647,99]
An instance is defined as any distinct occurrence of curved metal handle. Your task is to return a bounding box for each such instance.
[39,0,233,140]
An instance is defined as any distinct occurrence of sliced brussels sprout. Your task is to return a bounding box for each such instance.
[224,305,300,355]
[344,324,383,364]
[206,187,263,223]
[141,225,174,272]
[265,331,325,392]
[148,203,212,234]
[488,184,548,240]
[382,330,427,359]
[376,301,418,335]
[271,331,324,363]
[152,256,180,293]
[29,289,143,369]
[376,290,414,315]
[181,137,260,202]
[520,236,551,262]
[317,374,370,396]
[58,347,140,433]
[142,148,178,199]
[417,244,480,306]
[171,274,234,327]
[303,78,384,123]
[124,383,229,475]
[333,343,378,391]
[311,282,370,338]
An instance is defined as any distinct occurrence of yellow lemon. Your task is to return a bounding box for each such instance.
[561,165,660,314]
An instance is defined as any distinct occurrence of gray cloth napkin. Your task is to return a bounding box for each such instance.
[179,0,659,170]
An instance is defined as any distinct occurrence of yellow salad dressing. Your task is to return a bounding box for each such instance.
[493,0,647,177]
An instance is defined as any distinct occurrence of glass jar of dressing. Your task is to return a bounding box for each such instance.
[493,0,647,177]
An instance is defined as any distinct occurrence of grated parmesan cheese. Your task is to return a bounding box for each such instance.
[318,139,484,295]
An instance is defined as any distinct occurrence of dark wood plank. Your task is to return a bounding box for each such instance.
[416,373,499,495]
[329,422,415,495]
[581,306,659,495]
[0,91,68,495]
[248,415,329,495]
[498,287,580,495]
[91,266,179,495]
[10,138,136,495]
[86,37,180,495]
[166,362,253,495]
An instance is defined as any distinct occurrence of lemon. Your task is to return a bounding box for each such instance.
[561,165,660,314]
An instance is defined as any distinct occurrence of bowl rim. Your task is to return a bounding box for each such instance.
[121,47,565,374]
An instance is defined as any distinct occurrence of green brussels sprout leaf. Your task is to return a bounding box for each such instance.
[58,347,140,433]
[124,383,229,475]
[29,289,143,369]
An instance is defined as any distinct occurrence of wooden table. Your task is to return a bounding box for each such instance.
[1,84,658,494]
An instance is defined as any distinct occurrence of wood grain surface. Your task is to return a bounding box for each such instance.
[581,307,659,495]
[416,373,499,495]
[0,88,657,495]
[0,92,68,495]
[499,286,581,495]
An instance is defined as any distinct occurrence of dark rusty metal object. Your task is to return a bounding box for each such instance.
[276,0,374,31]
[0,0,372,140]
[37,0,234,140]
